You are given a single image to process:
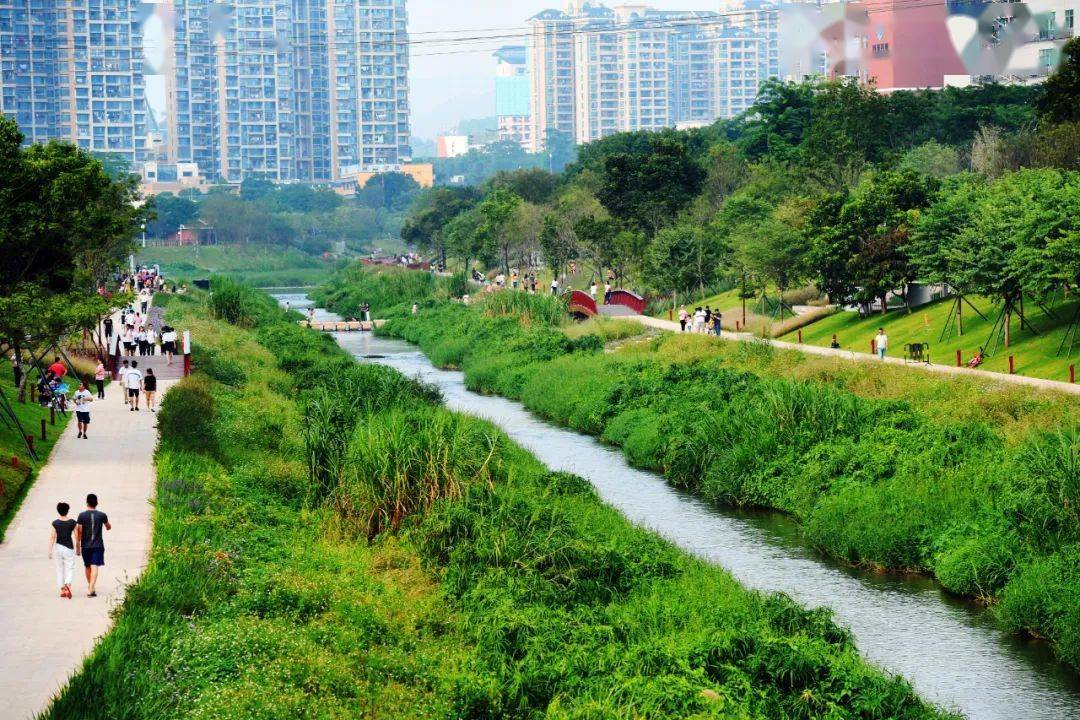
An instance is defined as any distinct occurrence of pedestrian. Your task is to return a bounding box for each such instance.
[122,326,134,357]
[94,361,106,399]
[75,493,110,598]
[143,368,157,412]
[102,316,113,343]
[712,312,722,336]
[118,359,131,406]
[875,328,888,359]
[136,326,146,356]
[604,282,612,304]
[693,307,706,333]
[49,502,77,599]
[829,334,840,349]
[73,380,93,439]
[550,277,559,295]
[126,360,142,411]
[139,287,150,314]
[589,282,598,301]
[47,356,67,379]
[145,325,157,356]
[678,307,689,332]
[161,326,177,366]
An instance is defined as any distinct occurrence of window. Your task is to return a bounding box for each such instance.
[1067,9,1074,29]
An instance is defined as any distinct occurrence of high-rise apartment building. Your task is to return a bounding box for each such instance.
[528,1,779,149]
[0,0,410,183]
[493,45,531,150]
[0,0,147,165]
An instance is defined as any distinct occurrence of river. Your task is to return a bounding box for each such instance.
[274,292,1080,720]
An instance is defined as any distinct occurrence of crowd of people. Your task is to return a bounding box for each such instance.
[678,306,723,335]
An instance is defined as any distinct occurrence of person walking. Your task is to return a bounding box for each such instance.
[73,381,93,439]
[139,287,150,314]
[49,502,77,599]
[550,277,559,295]
[118,359,131,406]
[102,316,113,344]
[712,312,723,336]
[161,326,177,366]
[678,307,689,332]
[145,325,157,356]
[126,360,143,411]
[589,282,598,302]
[143,368,157,412]
[47,356,67,379]
[94,361,106,399]
[75,494,110,598]
[875,328,889,359]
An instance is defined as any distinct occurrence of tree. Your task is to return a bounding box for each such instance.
[647,222,726,297]
[239,177,276,202]
[445,207,488,272]
[970,125,1035,178]
[596,136,705,236]
[356,172,421,211]
[694,142,749,218]
[1034,121,1080,170]
[146,192,198,238]
[475,187,523,275]
[1036,37,1080,125]
[899,141,962,178]
[735,199,811,321]
[488,168,560,204]
[539,214,575,279]
[400,186,479,262]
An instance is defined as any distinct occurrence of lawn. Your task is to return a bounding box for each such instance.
[782,294,1080,383]
[0,358,75,540]
[136,244,341,287]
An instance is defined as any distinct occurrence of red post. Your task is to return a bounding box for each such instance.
[1008,355,1015,374]
[797,329,803,343]
[183,353,191,378]
[956,349,962,367]
[1070,364,1075,384]
[10,456,17,469]
[40,419,46,441]
[668,309,673,321]
[735,320,741,331]
[871,339,877,355]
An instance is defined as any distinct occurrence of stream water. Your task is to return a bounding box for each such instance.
[275,292,1080,720]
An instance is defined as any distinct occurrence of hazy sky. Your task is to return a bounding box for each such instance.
[408,0,722,139]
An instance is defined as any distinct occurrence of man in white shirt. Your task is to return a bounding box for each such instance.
[875,328,889,359]
[118,360,131,406]
[73,381,93,439]
[125,361,143,411]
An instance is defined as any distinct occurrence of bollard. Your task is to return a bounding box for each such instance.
[183,353,192,378]
[1008,355,1015,374]
[40,419,46,441]
[11,455,17,469]
[956,349,962,367]
[1070,364,1075,384]
[30,384,36,403]
[735,320,741,331]
[871,339,877,355]
[50,406,55,425]
[668,309,673,321]
[797,329,803,343]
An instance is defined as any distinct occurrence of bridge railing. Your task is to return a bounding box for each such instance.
[607,289,645,314]
[567,289,598,317]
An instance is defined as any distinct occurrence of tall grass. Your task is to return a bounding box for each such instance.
[377,296,1080,671]
[43,285,957,720]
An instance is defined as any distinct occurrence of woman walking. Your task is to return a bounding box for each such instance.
[143,368,158,412]
[49,502,77,599]
[161,326,177,366]
[94,361,106,399]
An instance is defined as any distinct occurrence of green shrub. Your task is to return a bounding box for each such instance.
[157,375,216,454]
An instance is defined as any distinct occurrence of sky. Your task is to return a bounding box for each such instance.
[407,0,723,140]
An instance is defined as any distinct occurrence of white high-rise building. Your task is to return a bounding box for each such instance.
[527,1,779,149]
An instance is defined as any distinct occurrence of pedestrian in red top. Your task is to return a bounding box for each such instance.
[47,356,66,378]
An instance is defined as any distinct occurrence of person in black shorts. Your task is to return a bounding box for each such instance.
[143,368,157,412]
[75,493,111,597]
[126,360,142,411]
[49,502,77,599]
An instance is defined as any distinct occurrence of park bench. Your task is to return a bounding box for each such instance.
[904,342,930,364]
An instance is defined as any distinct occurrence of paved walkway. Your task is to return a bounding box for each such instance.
[631,314,1080,396]
[0,340,179,718]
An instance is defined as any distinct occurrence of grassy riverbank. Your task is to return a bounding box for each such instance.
[44,282,953,719]
[136,244,341,287]
[376,291,1080,672]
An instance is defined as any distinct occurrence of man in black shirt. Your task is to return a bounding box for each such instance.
[75,493,111,597]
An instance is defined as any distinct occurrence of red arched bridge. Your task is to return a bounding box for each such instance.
[567,289,645,318]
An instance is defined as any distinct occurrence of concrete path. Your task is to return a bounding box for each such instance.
[630,314,1080,396]
[0,353,178,718]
